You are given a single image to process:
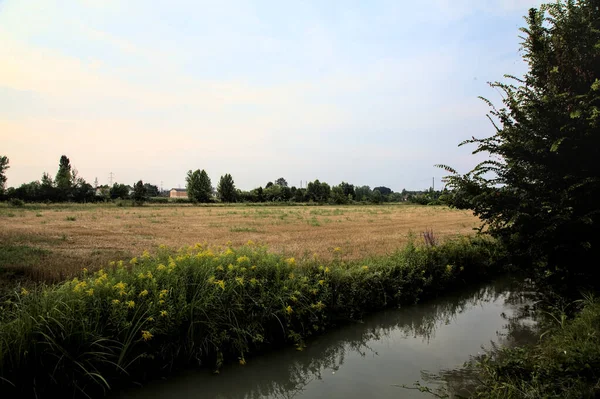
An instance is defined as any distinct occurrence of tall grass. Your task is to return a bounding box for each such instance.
[0,237,504,397]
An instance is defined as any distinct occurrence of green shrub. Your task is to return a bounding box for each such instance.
[9,198,24,207]
[0,237,504,397]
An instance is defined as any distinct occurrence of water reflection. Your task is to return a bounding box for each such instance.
[115,278,535,399]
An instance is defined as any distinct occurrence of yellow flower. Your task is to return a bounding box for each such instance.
[119,290,127,297]
[224,248,234,256]
[216,265,224,271]
[147,316,154,322]
[117,260,124,268]
[285,305,293,315]
[86,289,94,296]
[333,247,341,253]
[249,278,258,285]
[112,299,120,305]
[228,264,235,271]
[251,265,257,270]
[290,295,297,302]
[138,273,146,280]
[109,261,116,267]
[239,358,247,365]
[215,280,226,290]
[130,257,138,265]
[324,267,330,274]
[460,266,464,272]
[286,257,296,266]
[21,287,29,296]
[139,289,149,297]
[141,330,153,341]
[289,272,295,280]
[160,310,168,317]
[446,264,453,273]
[318,279,325,286]
[114,281,127,291]
[312,301,325,310]
[362,265,369,271]
[127,300,135,308]
[82,267,88,273]
[159,300,165,305]
[146,271,153,279]
[159,289,168,298]
[73,281,88,293]
[157,264,167,271]
[310,288,318,295]
[246,240,255,246]
[235,277,244,286]
[237,256,250,264]
[141,250,151,260]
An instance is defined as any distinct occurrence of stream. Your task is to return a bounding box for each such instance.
[114,278,536,398]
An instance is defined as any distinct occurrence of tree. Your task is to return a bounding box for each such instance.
[330,185,349,204]
[110,183,129,199]
[373,186,392,196]
[132,180,148,205]
[0,155,9,195]
[275,177,288,187]
[354,186,372,202]
[143,183,159,197]
[372,189,382,204]
[306,180,331,203]
[217,173,237,202]
[440,0,600,292]
[186,169,212,203]
[339,181,355,200]
[55,155,72,199]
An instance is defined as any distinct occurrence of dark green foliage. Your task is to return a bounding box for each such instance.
[275,177,288,187]
[440,0,600,292]
[54,155,72,200]
[330,184,349,204]
[372,189,382,204]
[110,183,129,199]
[354,185,372,202]
[0,155,9,196]
[373,186,392,196]
[217,174,237,202]
[306,180,331,203]
[143,183,159,197]
[473,298,600,398]
[132,180,148,205]
[186,169,212,203]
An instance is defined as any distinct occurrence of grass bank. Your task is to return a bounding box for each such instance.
[0,237,504,398]
[468,296,600,398]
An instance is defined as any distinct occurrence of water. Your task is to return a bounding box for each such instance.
[114,279,536,399]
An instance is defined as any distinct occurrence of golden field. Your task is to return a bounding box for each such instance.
[0,203,479,281]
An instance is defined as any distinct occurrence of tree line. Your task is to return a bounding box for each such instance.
[0,157,443,205]
[185,169,445,205]
[0,155,157,205]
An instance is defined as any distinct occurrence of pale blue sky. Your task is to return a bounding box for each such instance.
[0,0,543,191]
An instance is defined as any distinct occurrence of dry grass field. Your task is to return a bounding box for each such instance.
[0,203,479,282]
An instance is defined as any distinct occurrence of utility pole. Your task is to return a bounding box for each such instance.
[160,181,163,194]
[108,172,114,186]
[432,177,435,191]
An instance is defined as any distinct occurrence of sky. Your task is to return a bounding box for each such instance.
[0,0,544,191]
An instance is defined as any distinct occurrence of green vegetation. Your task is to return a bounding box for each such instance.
[471,297,600,398]
[186,169,212,203]
[428,1,600,397]
[217,173,237,203]
[0,237,503,397]
[441,0,600,294]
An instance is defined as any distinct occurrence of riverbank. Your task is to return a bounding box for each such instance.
[0,236,504,397]
[471,296,600,398]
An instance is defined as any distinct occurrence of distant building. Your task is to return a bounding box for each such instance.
[169,188,188,198]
